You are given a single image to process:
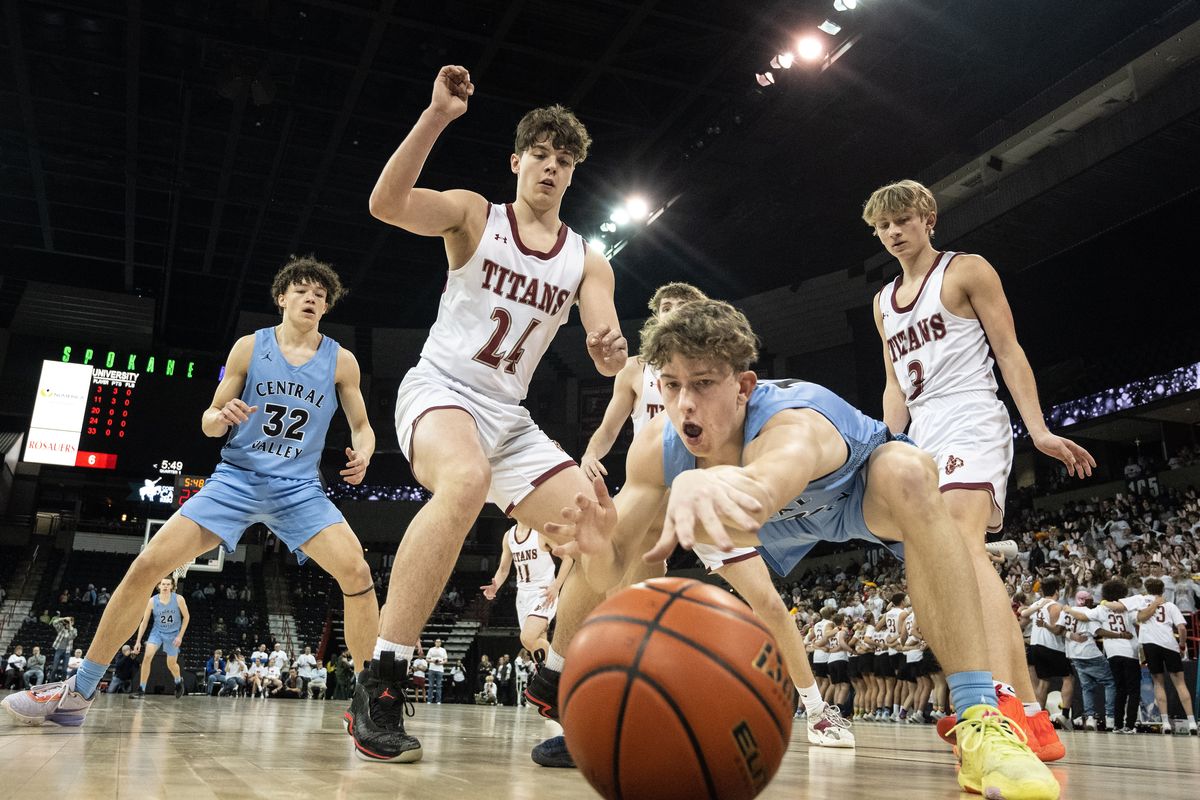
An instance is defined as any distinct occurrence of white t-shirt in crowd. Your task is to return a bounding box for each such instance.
[7,654,27,670]
[1126,595,1186,652]
[1083,604,1138,659]
[270,650,290,669]
[67,655,83,671]
[295,653,318,679]
[426,646,447,673]
[1060,609,1103,660]
[250,651,269,667]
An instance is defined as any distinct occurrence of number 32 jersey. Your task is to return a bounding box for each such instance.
[877,250,997,408]
[222,327,340,480]
[419,202,585,403]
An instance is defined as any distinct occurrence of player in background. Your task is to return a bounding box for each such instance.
[4,258,379,731]
[129,576,189,699]
[1059,590,1115,731]
[481,523,574,661]
[544,300,1059,799]
[866,179,1094,761]
[1065,579,1141,734]
[361,65,626,762]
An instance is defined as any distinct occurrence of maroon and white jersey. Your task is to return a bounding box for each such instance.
[506,525,555,591]
[878,251,998,408]
[1029,599,1066,652]
[419,203,585,403]
[630,362,664,436]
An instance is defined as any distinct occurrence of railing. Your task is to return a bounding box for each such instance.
[0,544,41,648]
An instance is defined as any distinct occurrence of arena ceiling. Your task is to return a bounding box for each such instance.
[3,0,1200,350]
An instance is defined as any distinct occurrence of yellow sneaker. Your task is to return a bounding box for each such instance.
[952,705,1060,800]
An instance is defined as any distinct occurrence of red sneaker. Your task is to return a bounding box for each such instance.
[1025,709,1066,762]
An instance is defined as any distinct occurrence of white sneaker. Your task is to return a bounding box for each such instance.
[2,675,94,727]
[807,703,856,748]
[1161,719,1173,734]
[1084,716,1097,731]
[1105,716,1115,731]
[908,710,925,724]
[1053,712,1074,731]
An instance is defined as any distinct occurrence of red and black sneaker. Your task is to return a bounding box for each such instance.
[524,666,560,720]
[346,652,423,763]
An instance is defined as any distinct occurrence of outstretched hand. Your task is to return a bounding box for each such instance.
[1032,431,1096,478]
[643,469,763,563]
[544,476,618,560]
[431,65,473,120]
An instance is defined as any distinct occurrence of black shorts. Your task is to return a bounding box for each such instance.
[898,660,918,682]
[923,649,942,675]
[1143,643,1183,675]
[890,652,905,677]
[847,656,861,680]
[813,660,829,679]
[857,655,873,677]
[876,653,893,677]
[828,659,850,685]
[1025,643,1035,666]
[1029,644,1071,679]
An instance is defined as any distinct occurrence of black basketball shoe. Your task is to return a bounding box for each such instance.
[129,688,144,700]
[531,735,576,768]
[524,666,561,720]
[346,652,423,763]
[173,680,184,699]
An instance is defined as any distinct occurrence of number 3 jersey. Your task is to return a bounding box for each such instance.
[221,327,340,480]
[877,251,997,409]
[419,202,585,403]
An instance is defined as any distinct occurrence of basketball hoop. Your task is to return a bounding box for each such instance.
[173,563,190,583]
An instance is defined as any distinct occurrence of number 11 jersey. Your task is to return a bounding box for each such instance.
[222,327,340,480]
[419,202,585,403]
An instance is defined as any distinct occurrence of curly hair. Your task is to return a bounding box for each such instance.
[269,255,347,314]
[647,282,708,315]
[514,105,592,164]
[640,299,759,373]
[861,179,937,230]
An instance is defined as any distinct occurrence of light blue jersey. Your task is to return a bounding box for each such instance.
[152,592,182,635]
[222,327,340,480]
[663,379,909,574]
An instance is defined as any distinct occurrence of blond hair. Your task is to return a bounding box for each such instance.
[270,255,347,313]
[640,299,759,373]
[514,105,592,164]
[861,179,937,229]
[647,282,708,315]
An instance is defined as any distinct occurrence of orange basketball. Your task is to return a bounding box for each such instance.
[561,577,793,800]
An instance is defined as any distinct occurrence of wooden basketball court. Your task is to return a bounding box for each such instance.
[1,695,1196,798]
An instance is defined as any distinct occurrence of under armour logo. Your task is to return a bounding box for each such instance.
[494,234,508,244]
[945,455,964,475]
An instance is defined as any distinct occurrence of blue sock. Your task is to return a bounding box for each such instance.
[947,670,998,716]
[174,677,182,685]
[74,659,108,700]
[140,682,147,691]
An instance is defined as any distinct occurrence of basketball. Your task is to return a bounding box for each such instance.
[560,577,794,800]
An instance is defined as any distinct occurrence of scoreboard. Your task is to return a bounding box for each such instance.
[23,347,223,477]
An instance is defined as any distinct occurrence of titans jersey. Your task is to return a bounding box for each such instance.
[418,203,586,403]
[662,380,901,574]
[878,251,998,407]
[222,327,340,480]
[152,592,182,634]
[630,361,664,436]
[507,525,555,590]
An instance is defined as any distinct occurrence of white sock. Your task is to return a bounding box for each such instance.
[796,684,824,716]
[893,704,900,715]
[373,638,414,663]
[1188,715,1196,724]
[1023,702,1042,715]
[545,647,565,672]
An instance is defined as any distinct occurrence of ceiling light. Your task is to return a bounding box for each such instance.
[834,0,857,11]
[588,238,607,253]
[600,221,616,233]
[796,36,825,62]
[755,71,775,87]
[610,208,631,226]
[770,52,795,70]
[819,20,842,35]
[625,196,650,221]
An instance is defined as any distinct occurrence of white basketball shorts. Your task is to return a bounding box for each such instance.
[516,586,557,629]
[395,360,576,515]
[692,543,761,572]
[908,390,1012,533]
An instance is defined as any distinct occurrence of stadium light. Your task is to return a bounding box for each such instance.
[834,0,857,11]
[770,52,795,70]
[819,20,842,35]
[755,71,776,87]
[625,196,650,221]
[610,207,631,226]
[588,238,607,253]
[796,36,825,62]
[600,221,616,233]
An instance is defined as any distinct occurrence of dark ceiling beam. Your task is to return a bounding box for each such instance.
[626,1,790,171]
[199,89,248,274]
[471,0,527,82]
[282,0,395,260]
[4,0,54,250]
[569,0,661,109]
[157,88,192,338]
[348,225,394,298]
[123,0,141,291]
[222,109,297,341]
